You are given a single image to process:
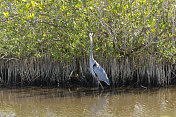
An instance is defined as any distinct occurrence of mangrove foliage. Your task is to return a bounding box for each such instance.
[0,0,176,87]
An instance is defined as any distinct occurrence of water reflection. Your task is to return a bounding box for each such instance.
[91,91,110,116]
[0,87,176,117]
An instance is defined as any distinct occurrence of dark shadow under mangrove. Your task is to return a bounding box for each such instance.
[0,54,176,88]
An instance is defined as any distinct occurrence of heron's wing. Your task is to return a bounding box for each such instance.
[93,63,110,85]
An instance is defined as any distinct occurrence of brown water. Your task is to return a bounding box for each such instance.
[0,86,176,117]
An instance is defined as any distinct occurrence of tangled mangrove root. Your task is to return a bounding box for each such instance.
[0,54,176,87]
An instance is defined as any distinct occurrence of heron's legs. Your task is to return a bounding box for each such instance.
[99,81,104,90]
[96,77,104,90]
[95,77,104,90]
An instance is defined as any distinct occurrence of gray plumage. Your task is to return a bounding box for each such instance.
[89,33,110,87]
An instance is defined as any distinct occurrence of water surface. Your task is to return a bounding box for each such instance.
[0,86,176,117]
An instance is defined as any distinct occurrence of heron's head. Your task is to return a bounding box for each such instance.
[89,33,93,38]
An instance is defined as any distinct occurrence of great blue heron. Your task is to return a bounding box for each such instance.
[89,33,110,89]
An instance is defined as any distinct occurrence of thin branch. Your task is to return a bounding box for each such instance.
[0,16,18,22]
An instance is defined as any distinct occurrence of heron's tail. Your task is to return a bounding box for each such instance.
[104,79,110,86]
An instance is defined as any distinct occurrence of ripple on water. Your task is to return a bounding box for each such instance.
[0,87,176,117]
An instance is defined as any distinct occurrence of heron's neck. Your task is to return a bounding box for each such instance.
[90,37,93,60]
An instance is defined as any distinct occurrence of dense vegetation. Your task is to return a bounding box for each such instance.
[0,0,176,87]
